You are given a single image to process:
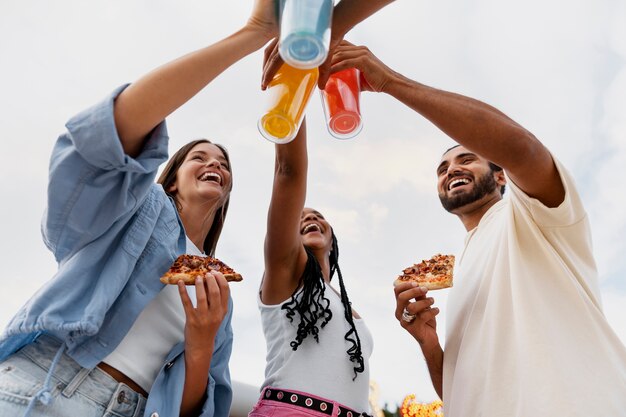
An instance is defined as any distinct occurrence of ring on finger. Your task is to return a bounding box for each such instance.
[402,307,417,323]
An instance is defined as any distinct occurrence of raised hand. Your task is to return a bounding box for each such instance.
[261,38,282,90]
[330,41,398,93]
[261,33,343,90]
[317,36,345,89]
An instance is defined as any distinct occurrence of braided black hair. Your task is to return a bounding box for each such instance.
[281,230,365,379]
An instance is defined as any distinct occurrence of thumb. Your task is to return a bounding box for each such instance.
[359,71,373,92]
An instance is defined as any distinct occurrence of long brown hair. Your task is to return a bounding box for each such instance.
[157,139,233,256]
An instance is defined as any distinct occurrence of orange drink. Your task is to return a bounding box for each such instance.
[321,68,363,139]
[259,63,319,144]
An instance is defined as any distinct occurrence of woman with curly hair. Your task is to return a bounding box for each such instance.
[250,120,374,417]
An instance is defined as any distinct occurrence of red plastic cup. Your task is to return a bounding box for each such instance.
[321,68,363,139]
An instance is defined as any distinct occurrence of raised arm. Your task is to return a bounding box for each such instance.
[262,122,310,305]
[330,42,565,207]
[331,0,395,38]
[115,0,277,157]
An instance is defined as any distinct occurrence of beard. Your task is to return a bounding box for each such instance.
[439,172,499,212]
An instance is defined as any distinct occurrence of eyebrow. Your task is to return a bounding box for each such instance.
[301,210,324,218]
[455,152,476,160]
[437,152,477,173]
[189,150,227,161]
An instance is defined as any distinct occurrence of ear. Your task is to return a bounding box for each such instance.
[167,183,177,193]
[494,170,506,187]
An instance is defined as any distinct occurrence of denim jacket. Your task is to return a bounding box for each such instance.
[0,86,234,417]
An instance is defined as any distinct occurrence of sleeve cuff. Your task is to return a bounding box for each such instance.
[65,84,169,173]
[506,156,587,227]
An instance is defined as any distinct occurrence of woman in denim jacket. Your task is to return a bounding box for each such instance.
[0,2,276,416]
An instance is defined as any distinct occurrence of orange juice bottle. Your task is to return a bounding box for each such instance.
[259,63,319,143]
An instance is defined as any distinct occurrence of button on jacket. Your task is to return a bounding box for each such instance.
[0,85,234,417]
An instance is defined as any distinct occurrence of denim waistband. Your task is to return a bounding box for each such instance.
[16,334,146,416]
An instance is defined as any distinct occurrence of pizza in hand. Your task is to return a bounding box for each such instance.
[160,254,243,285]
[393,254,454,290]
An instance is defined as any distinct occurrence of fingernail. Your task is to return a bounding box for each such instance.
[411,282,418,287]
[419,286,428,292]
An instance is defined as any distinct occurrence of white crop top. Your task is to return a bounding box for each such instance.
[259,282,374,412]
[102,237,200,392]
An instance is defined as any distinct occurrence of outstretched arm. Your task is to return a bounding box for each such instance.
[330,42,565,207]
[115,0,277,157]
[262,122,310,305]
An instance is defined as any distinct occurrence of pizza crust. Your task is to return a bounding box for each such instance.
[160,272,243,285]
[393,273,453,290]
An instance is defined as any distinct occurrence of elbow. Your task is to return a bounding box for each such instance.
[274,157,306,181]
[275,160,296,178]
[509,130,548,165]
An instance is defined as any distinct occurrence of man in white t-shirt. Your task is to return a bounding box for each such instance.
[330,42,626,416]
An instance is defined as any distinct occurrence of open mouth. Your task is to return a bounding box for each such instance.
[198,171,222,185]
[301,223,322,235]
[448,177,471,191]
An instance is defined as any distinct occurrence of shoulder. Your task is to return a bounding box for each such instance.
[505,159,586,228]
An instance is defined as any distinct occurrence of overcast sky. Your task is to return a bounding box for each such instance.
[1,0,625,410]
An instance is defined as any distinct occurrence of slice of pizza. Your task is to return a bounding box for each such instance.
[393,253,455,290]
[160,254,243,285]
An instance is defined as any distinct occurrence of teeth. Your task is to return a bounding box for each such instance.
[303,223,320,234]
[448,178,470,190]
[199,172,222,184]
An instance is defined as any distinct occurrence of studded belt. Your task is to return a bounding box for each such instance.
[262,387,371,417]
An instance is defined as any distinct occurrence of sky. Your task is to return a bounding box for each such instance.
[1,0,625,412]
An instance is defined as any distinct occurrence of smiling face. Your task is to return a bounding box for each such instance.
[168,142,232,209]
[436,146,504,213]
[300,208,333,253]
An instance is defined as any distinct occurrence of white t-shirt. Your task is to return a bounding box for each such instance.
[259,282,374,412]
[443,158,626,416]
[102,237,200,392]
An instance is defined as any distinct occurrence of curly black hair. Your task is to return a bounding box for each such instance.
[281,230,365,379]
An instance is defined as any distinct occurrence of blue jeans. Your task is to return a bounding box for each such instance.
[0,334,146,417]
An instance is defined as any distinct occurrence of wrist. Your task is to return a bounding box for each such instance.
[330,22,348,44]
[185,344,213,365]
[240,25,275,51]
[380,70,409,95]
[419,338,442,358]
[185,336,216,357]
